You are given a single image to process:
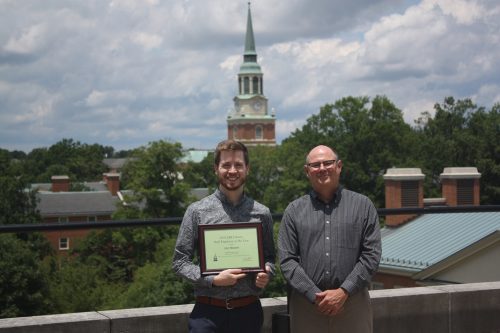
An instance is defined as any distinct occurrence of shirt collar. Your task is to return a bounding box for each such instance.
[310,185,343,206]
[214,187,247,207]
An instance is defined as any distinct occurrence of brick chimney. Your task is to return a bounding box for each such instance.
[440,167,481,206]
[383,168,425,226]
[105,173,120,196]
[51,175,70,192]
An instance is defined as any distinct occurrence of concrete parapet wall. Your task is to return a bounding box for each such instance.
[1,282,499,333]
[371,281,500,333]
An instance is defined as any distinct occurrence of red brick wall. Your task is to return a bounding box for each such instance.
[106,175,120,196]
[42,215,110,254]
[442,178,480,206]
[51,178,70,192]
[227,122,275,141]
[384,180,421,226]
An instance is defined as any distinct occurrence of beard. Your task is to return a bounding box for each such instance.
[218,173,246,192]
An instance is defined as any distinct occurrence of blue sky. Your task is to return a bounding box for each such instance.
[1,0,499,152]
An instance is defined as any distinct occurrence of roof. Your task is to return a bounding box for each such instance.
[380,212,500,273]
[37,191,120,217]
[31,181,108,192]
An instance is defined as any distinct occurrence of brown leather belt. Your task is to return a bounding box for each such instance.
[196,295,258,310]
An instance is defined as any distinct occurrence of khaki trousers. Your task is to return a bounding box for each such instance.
[290,288,373,333]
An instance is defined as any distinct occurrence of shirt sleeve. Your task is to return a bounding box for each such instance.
[340,198,381,295]
[278,206,322,303]
[262,209,276,276]
[171,205,214,288]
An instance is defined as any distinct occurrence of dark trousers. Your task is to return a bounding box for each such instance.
[189,300,263,333]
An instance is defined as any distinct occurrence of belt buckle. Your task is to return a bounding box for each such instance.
[225,298,234,310]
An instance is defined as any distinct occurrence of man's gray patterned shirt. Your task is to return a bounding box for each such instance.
[172,188,276,299]
[278,186,381,303]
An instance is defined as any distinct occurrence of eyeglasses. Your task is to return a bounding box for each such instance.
[306,159,337,170]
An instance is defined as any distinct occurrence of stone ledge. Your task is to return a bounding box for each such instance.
[1,284,500,333]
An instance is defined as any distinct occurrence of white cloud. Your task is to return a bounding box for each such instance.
[130,32,163,50]
[426,0,485,25]
[4,23,47,54]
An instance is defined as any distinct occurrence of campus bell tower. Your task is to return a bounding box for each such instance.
[227,3,276,146]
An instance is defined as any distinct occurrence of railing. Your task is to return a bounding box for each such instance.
[1,205,499,233]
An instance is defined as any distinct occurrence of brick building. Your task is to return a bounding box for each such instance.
[36,174,121,254]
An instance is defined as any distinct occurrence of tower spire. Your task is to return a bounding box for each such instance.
[244,2,256,58]
[239,2,261,76]
[227,3,276,147]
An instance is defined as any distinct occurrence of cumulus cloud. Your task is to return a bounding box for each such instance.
[0,0,499,152]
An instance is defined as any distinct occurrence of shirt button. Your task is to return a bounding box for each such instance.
[326,271,330,275]
[326,253,329,256]
[326,237,330,240]
[326,221,330,224]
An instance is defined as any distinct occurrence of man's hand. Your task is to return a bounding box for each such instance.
[213,269,247,287]
[315,288,348,316]
[255,266,271,289]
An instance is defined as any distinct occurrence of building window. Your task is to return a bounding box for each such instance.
[59,238,69,250]
[87,216,97,222]
[238,77,242,94]
[232,126,238,139]
[255,125,263,139]
[401,181,419,207]
[244,77,250,94]
[58,217,69,223]
[252,77,259,94]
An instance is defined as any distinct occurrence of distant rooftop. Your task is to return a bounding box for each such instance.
[37,191,120,217]
[380,212,500,272]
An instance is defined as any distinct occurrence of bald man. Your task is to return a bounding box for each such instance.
[278,145,381,333]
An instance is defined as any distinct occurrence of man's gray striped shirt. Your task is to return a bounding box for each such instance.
[278,187,381,303]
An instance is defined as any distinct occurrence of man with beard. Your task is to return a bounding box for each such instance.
[172,139,275,333]
[278,145,381,333]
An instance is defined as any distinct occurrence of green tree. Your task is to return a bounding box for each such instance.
[117,140,191,218]
[245,145,285,211]
[48,257,124,314]
[21,139,111,183]
[0,235,53,318]
[415,97,500,202]
[0,157,54,318]
[181,152,217,190]
[117,237,194,308]
[277,96,416,208]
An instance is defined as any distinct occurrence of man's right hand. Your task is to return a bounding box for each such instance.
[213,269,247,286]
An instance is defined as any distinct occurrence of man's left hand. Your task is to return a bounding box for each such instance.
[315,288,348,316]
[255,265,271,289]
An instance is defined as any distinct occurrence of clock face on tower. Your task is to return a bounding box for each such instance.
[253,101,262,111]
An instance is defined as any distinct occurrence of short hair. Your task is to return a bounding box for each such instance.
[214,140,249,166]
